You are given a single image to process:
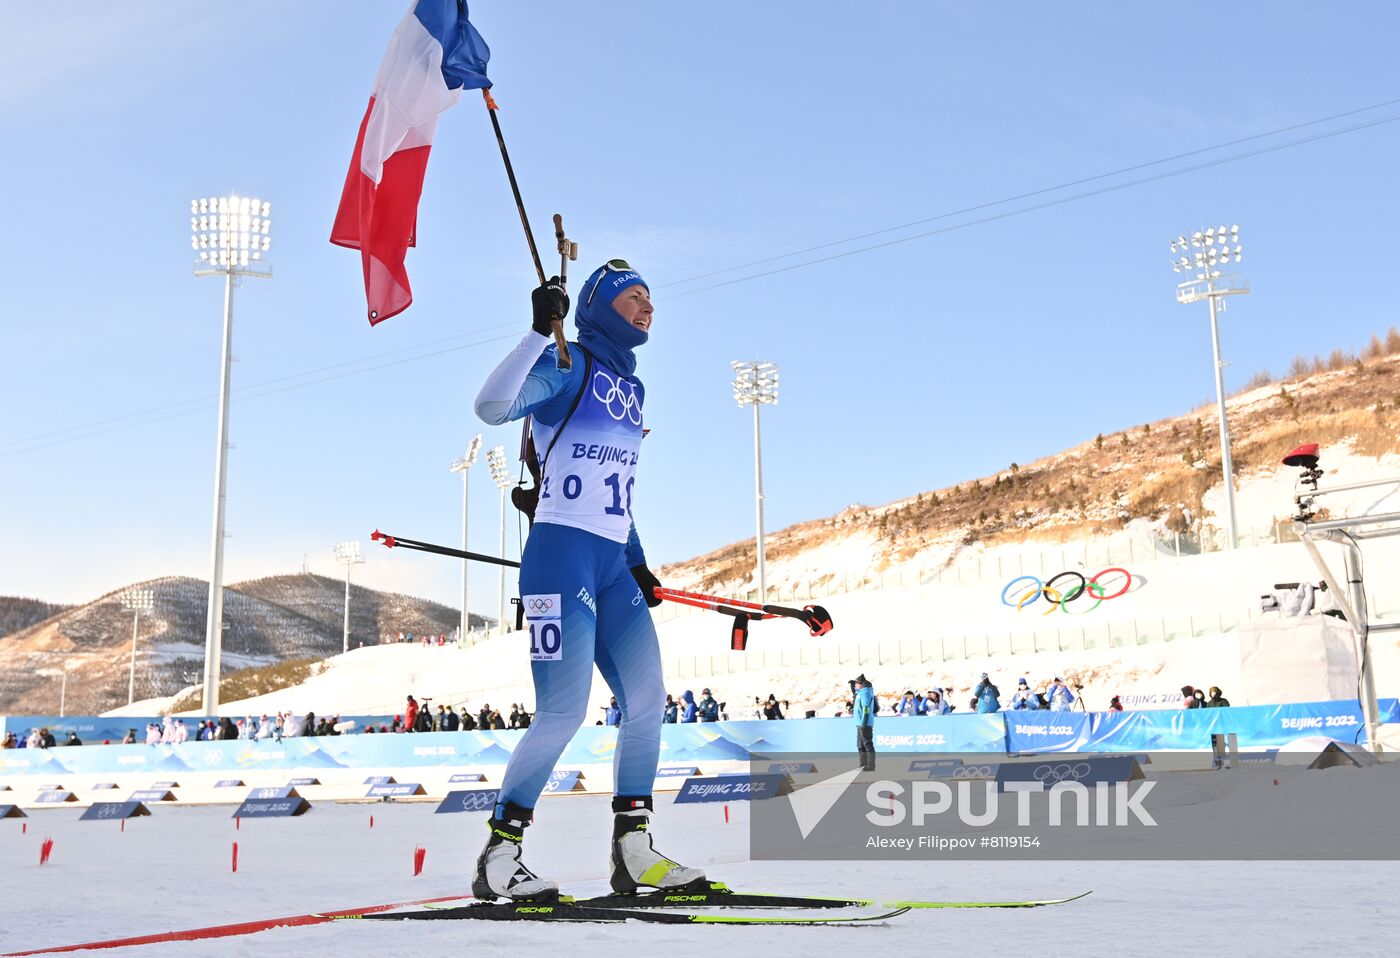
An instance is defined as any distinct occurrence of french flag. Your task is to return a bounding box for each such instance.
[331,1,492,326]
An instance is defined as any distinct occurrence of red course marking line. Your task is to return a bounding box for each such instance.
[1,895,471,956]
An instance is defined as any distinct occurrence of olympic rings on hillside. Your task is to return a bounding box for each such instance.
[1000,568,1133,615]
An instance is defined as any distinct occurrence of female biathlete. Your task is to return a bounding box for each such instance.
[471,261,703,901]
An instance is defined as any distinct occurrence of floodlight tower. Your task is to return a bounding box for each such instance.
[731,361,779,601]
[1170,225,1246,549]
[334,540,364,654]
[192,195,272,711]
[486,445,512,637]
[120,588,155,706]
[451,435,484,645]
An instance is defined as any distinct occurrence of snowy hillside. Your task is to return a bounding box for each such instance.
[0,574,485,715]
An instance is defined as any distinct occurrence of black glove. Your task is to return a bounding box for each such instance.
[630,564,663,608]
[531,276,569,337]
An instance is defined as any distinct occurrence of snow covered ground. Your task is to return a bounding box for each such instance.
[3,762,1397,956]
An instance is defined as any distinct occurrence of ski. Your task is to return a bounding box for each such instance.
[545,882,1091,912]
[325,901,909,925]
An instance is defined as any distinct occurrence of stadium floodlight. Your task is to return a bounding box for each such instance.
[1168,225,1250,549]
[731,361,780,601]
[120,588,155,706]
[334,540,365,654]
[193,194,273,714]
[451,434,484,646]
[487,445,512,637]
[38,661,81,718]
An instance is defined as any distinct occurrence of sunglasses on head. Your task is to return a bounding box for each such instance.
[586,258,637,307]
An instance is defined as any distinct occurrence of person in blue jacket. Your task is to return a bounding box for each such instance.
[662,694,678,724]
[852,674,876,771]
[680,690,698,723]
[1009,677,1040,710]
[604,696,622,727]
[470,263,702,901]
[975,673,1001,713]
[1046,677,1076,712]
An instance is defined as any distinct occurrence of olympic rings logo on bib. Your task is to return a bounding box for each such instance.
[1000,568,1133,615]
[592,370,642,425]
[527,597,554,614]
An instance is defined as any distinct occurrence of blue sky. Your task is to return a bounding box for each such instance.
[4,2,1400,612]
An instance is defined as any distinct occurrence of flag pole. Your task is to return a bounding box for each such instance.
[482,90,573,370]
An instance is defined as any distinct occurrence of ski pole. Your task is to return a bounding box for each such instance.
[481,89,572,371]
[370,529,520,569]
[653,586,834,637]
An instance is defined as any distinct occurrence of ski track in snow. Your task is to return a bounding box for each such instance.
[2,794,1395,957]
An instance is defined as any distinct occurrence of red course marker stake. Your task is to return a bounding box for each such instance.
[39,838,54,865]
[232,842,239,873]
[413,846,426,876]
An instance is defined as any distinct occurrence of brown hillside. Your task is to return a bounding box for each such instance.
[662,340,1400,592]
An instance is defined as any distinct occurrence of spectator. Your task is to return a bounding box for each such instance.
[697,689,720,723]
[414,704,434,733]
[763,695,784,721]
[390,714,403,733]
[443,705,460,732]
[1,731,15,749]
[1205,686,1231,708]
[924,689,951,715]
[460,708,477,732]
[365,724,376,734]
[1046,677,1076,712]
[662,694,678,724]
[121,729,137,745]
[64,731,82,747]
[680,690,698,723]
[218,717,239,740]
[436,705,448,730]
[145,722,161,745]
[173,721,188,744]
[974,673,1001,713]
[1109,695,1125,712]
[517,705,532,729]
[750,696,765,720]
[898,691,919,717]
[509,705,522,730]
[281,711,300,738]
[478,704,492,730]
[405,696,420,733]
[604,697,622,727]
[160,716,176,744]
[1193,688,1207,708]
[852,674,876,772]
[256,715,274,740]
[39,727,57,749]
[273,714,285,741]
[1181,686,1199,709]
[1009,678,1040,710]
[26,728,41,749]
[491,708,506,731]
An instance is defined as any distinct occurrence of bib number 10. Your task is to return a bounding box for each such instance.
[530,622,562,658]
[541,471,634,518]
[523,593,563,661]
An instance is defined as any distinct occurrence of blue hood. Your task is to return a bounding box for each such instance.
[575,263,649,377]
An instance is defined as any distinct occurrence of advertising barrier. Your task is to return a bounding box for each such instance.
[0,699,1394,780]
[81,801,150,821]
[674,773,791,804]
[435,789,501,814]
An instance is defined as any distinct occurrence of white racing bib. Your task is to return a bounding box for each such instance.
[531,360,643,543]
